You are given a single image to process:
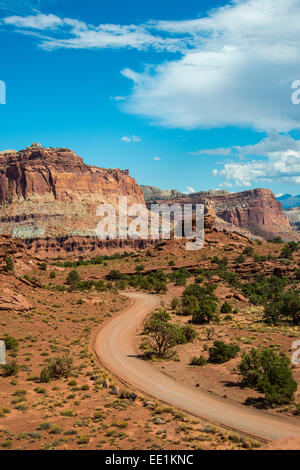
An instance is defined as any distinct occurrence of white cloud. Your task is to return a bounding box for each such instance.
[3,13,63,29]
[183,186,196,194]
[1,12,187,52]
[4,2,300,133]
[276,193,284,197]
[153,156,161,161]
[213,133,300,186]
[121,0,300,132]
[201,133,300,158]
[186,186,195,193]
[121,135,141,143]
[218,150,300,186]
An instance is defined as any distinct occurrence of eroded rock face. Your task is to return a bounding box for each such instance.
[212,188,289,231]
[284,206,300,231]
[0,145,145,238]
[147,188,297,241]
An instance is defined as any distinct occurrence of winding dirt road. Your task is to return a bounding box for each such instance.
[94,292,300,441]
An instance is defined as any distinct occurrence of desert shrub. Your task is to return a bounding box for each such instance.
[181,295,199,316]
[264,290,300,326]
[40,367,51,383]
[50,270,56,279]
[135,264,145,272]
[171,297,180,309]
[3,334,18,351]
[143,309,196,358]
[40,262,47,271]
[93,411,105,421]
[268,237,283,244]
[169,269,190,286]
[241,275,286,305]
[95,279,106,291]
[2,360,19,377]
[235,255,245,264]
[192,298,218,324]
[280,241,299,260]
[239,347,297,406]
[220,302,232,314]
[190,355,207,366]
[180,324,198,343]
[44,355,73,380]
[4,256,14,272]
[66,269,80,287]
[295,269,300,280]
[107,270,123,280]
[243,246,254,256]
[208,341,240,364]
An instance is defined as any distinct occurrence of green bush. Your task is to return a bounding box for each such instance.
[43,355,73,380]
[2,360,19,377]
[220,301,232,314]
[50,270,56,279]
[3,334,18,351]
[66,269,80,286]
[171,297,180,309]
[243,246,254,256]
[264,290,300,326]
[208,340,240,364]
[235,255,245,264]
[190,355,207,366]
[239,347,297,406]
[192,298,218,324]
[40,367,51,383]
[4,256,14,272]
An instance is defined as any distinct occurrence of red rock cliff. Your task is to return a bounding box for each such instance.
[0,144,145,238]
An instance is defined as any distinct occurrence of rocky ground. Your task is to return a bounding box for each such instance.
[0,227,299,450]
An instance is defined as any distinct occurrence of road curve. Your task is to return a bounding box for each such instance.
[94,292,300,441]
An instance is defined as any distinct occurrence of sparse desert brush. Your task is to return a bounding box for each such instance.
[93,411,105,421]
[189,355,207,366]
[3,334,19,351]
[0,407,11,418]
[61,408,75,417]
[37,422,52,431]
[112,420,128,429]
[77,435,89,445]
[2,360,19,377]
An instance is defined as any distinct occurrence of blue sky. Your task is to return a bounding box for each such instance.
[0,0,300,196]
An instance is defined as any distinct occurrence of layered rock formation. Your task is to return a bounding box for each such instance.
[141,185,183,201]
[0,144,144,239]
[284,206,300,232]
[148,188,298,241]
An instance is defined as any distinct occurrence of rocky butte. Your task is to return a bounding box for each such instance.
[145,188,298,241]
[0,143,144,239]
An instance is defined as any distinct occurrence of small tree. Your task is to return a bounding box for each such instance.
[239,347,297,406]
[66,269,80,287]
[181,295,199,316]
[192,298,218,324]
[264,290,300,326]
[144,317,177,358]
